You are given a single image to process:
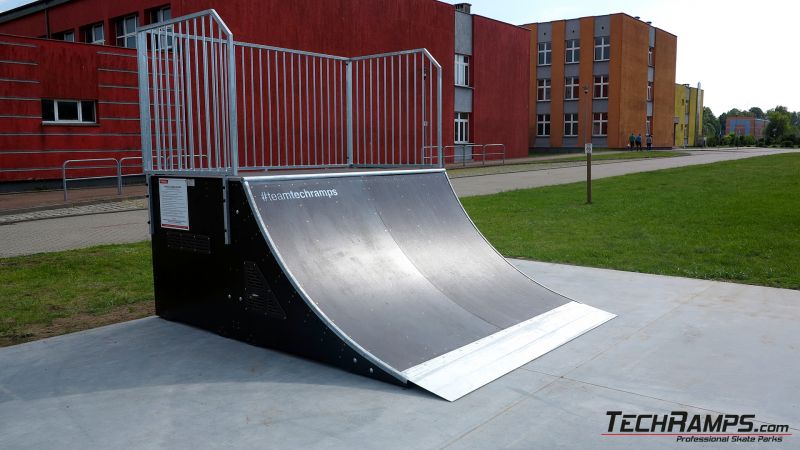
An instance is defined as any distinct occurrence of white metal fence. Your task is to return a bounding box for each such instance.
[136,10,443,175]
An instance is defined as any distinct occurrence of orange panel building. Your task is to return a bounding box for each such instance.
[522,14,676,150]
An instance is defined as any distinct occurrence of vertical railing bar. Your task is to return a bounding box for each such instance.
[192,18,200,168]
[266,49,273,167]
[399,54,403,165]
[390,56,394,165]
[226,24,239,174]
[282,52,287,167]
[299,55,305,166]
[313,58,325,166]
[382,57,387,165]
[326,58,330,166]
[306,56,317,164]
[413,52,417,165]
[345,60,353,166]
[136,29,152,173]
[436,63,442,168]
[354,60,359,164]
[290,53,295,166]
[220,25,230,171]
[210,18,220,169]
[201,17,212,169]
[361,60,366,165]
[250,47,256,168]
[429,58,433,165]
[184,21,195,169]
[369,58,373,165]
[258,48,265,168]
[173,23,183,170]
[164,26,174,170]
[405,53,410,165]
[149,32,161,171]
[421,53,426,165]
[241,46,248,167]
[332,59,337,164]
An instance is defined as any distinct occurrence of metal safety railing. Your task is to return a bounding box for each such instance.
[422,143,506,167]
[136,10,443,175]
[62,157,145,200]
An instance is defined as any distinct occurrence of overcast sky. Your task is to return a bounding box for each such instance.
[1,0,795,114]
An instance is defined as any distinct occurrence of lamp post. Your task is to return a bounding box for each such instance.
[584,85,591,204]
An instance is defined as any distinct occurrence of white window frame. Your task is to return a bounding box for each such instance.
[537,42,552,66]
[537,114,551,137]
[565,76,580,100]
[537,78,551,102]
[87,23,104,44]
[648,47,654,67]
[593,112,608,136]
[116,14,138,48]
[647,81,653,101]
[594,75,609,99]
[455,54,470,87]
[151,5,171,23]
[565,39,580,64]
[646,116,653,135]
[454,112,470,144]
[61,30,75,42]
[594,36,610,61]
[564,113,579,136]
[42,99,97,124]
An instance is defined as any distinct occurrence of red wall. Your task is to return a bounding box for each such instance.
[471,15,529,159]
[0,0,533,180]
[0,35,140,181]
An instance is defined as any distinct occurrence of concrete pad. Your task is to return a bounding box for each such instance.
[1,261,798,449]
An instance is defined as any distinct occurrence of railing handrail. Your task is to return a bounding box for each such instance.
[422,143,506,166]
[62,157,146,200]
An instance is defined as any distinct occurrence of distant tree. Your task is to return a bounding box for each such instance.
[718,112,728,135]
[765,106,794,144]
[702,107,720,138]
[727,108,743,117]
[748,107,765,119]
[790,111,800,128]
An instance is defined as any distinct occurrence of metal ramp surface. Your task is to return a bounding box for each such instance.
[239,169,614,400]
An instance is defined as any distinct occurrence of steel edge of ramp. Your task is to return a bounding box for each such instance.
[403,302,615,401]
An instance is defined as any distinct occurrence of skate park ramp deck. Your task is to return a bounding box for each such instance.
[241,169,614,400]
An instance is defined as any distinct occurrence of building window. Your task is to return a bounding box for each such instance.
[593,75,609,99]
[54,30,75,42]
[537,42,552,66]
[648,47,654,66]
[537,78,551,101]
[646,116,653,135]
[564,113,579,136]
[42,99,97,123]
[565,39,580,64]
[115,14,138,48]
[150,5,171,24]
[455,54,470,87]
[537,114,551,137]
[594,36,610,61]
[454,112,469,143]
[647,81,653,101]
[593,112,608,136]
[84,23,105,44]
[565,76,580,100]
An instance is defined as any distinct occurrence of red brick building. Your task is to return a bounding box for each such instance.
[0,0,530,182]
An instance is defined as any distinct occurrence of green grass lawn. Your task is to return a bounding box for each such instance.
[461,153,800,289]
[2,153,797,345]
[449,151,689,178]
[0,241,153,345]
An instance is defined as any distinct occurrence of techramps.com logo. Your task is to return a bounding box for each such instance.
[602,411,791,444]
[260,188,338,202]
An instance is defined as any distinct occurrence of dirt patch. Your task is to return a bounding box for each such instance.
[0,301,155,347]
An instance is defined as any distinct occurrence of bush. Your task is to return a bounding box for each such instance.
[781,140,794,148]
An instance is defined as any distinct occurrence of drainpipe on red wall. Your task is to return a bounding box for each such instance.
[44,6,50,38]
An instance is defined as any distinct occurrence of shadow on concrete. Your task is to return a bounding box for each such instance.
[0,317,433,403]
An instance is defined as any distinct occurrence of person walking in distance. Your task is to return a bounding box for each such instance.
[636,133,642,151]
[646,134,653,151]
[629,132,636,150]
